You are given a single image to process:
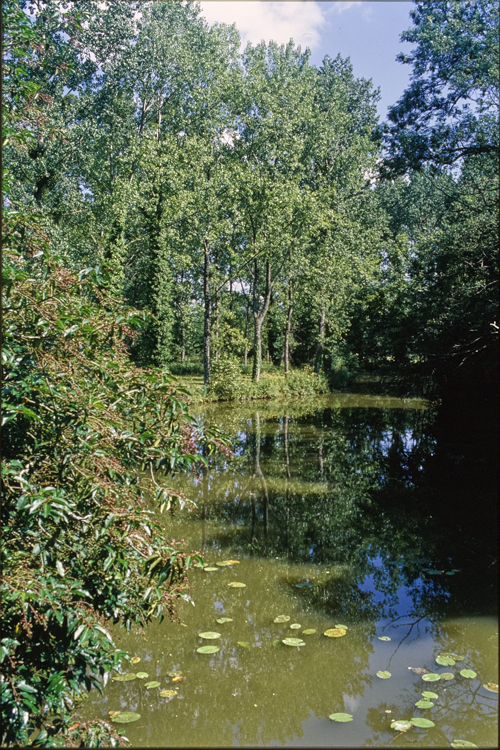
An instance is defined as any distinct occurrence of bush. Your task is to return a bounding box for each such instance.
[208,356,245,400]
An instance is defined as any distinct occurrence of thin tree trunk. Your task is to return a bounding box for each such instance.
[203,239,211,387]
[284,279,293,375]
[314,307,326,374]
[252,261,272,383]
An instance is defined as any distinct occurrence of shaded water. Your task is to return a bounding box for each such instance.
[84,393,498,747]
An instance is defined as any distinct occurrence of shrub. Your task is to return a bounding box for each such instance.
[208,356,245,400]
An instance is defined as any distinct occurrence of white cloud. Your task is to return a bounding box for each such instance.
[198,1,326,51]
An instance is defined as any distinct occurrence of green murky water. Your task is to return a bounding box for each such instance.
[84,393,498,747]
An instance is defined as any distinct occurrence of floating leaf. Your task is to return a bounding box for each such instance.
[111,712,141,724]
[324,628,347,638]
[422,673,441,681]
[108,711,120,717]
[422,691,438,699]
[439,672,455,680]
[409,667,429,674]
[172,676,186,683]
[334,624,348,630]
[290,624,301,630]
[272,639,281,647]
[329,713,353,722]
[460,669,477,679]
[228,581,246,588]
[159,689,178,697]
[136,672,149,679]
[237,641,251,648]
[376,671,391,679]
[411,717,435,728]
[415,699,434,709]
[216,618,233,624]
[302,629,316,635]
[426,569,442,575]
[390,721,411,733]
[204,567,218,572]
[198,632,221,639]
[445,569,461,575]
[196,645,219,654]
[282,638,305,647]
[450,741,479,748]
[483,682,498,693]
[112,673,137,682]
[273,615,290,623]
[167,670,182,678]
[378,636,391,641]
[439,652,464,661]
[223,560,240,565]
[145,681,161,689]
[436,655,455,666]
[216,561,230,566]
[131,657,141,664]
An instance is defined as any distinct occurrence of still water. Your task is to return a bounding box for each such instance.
[84,393,498,747]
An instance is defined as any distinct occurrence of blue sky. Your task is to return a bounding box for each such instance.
[198,1,415,121]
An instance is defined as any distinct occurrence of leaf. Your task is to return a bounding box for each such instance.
[290,624,301,630]
[334,624,348,630]
[439,672,455,680]
[324,628,347,638]
[131,657,141,664]
[136,672,149,679]
[196,645,219,654]
[460,669,477,679]
[376,671,391,679]
[422,673,441,681]
[410,717,435,728]
[302,629,316,635]
[228,581,246,588]
[378,636,391,641]
[216,561,229,566]
[282,638,305,647]
[56,560,65,577]
[272,639,281,647]
[439,652,464,661]
[483,682,498,693]
[198,632,221,639]
[415,699,434,709]
[237,641,251,648]
[329,713,353,722]
[145,681,161,689]
[111,712,141,724]
[450,741,479,748]
[167,671,182,677]
[172,676,186,683]
[436,655,455,666]
[390,720,412,731]
[422,691,438,699]
[203,567,218,572]
[112,673,137,682]
[160,689,178,697]
[216,618,233,624]
[273,615,290,623]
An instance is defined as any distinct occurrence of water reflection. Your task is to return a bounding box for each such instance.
[82,394,497,747]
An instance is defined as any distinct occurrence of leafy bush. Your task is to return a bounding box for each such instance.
[208,356,245,400]
[1,242,230,747]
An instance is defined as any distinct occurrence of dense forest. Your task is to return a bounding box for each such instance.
[2,0,498,746]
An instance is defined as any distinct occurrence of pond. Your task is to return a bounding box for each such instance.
[83,393,498,747]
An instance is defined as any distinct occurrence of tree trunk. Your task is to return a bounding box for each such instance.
[284,279,293,375]
[252,261,272,383]
[314,307,326,374]
[203,239,211,387]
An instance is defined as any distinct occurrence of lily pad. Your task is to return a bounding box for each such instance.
[409,667,429,674]
[136,672,149,679]
[216,561,230,566]
[145,681,161,689]
[415,699,434,709]
[196,645,219,654]
[439,672,455,680]
[216,618,233,624]
[483,682,498,693]
[422,691,438,699]
[302,629,316,635]
[228,582,246,588]
[274,615,290,623]
[334,624,348,630]
[112,673,137,682]
[390,720,412,731]
[329,712,353,722]
[204,567,218,572]
[159,689,178,697]
[172,676,186,683]
[167,670,182,677]
[272,639,281,647]
[411,717,435,728]
[460,669,477,679]
[131,656,141,664]
[376,671,391,679]
[436,655,455,666]
[237,641,251,648]
[378,636,391,641]
[111,712,141,724]
[440,652,464,661]
[290,623,301,630]
[198,632,221,639]
[282,637,305,647]
[422,673,441,681]
[450,741,478,748]
[324,628,347,638]
[223,560,240,565]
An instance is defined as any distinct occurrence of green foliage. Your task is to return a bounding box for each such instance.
[208,356,245,400]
